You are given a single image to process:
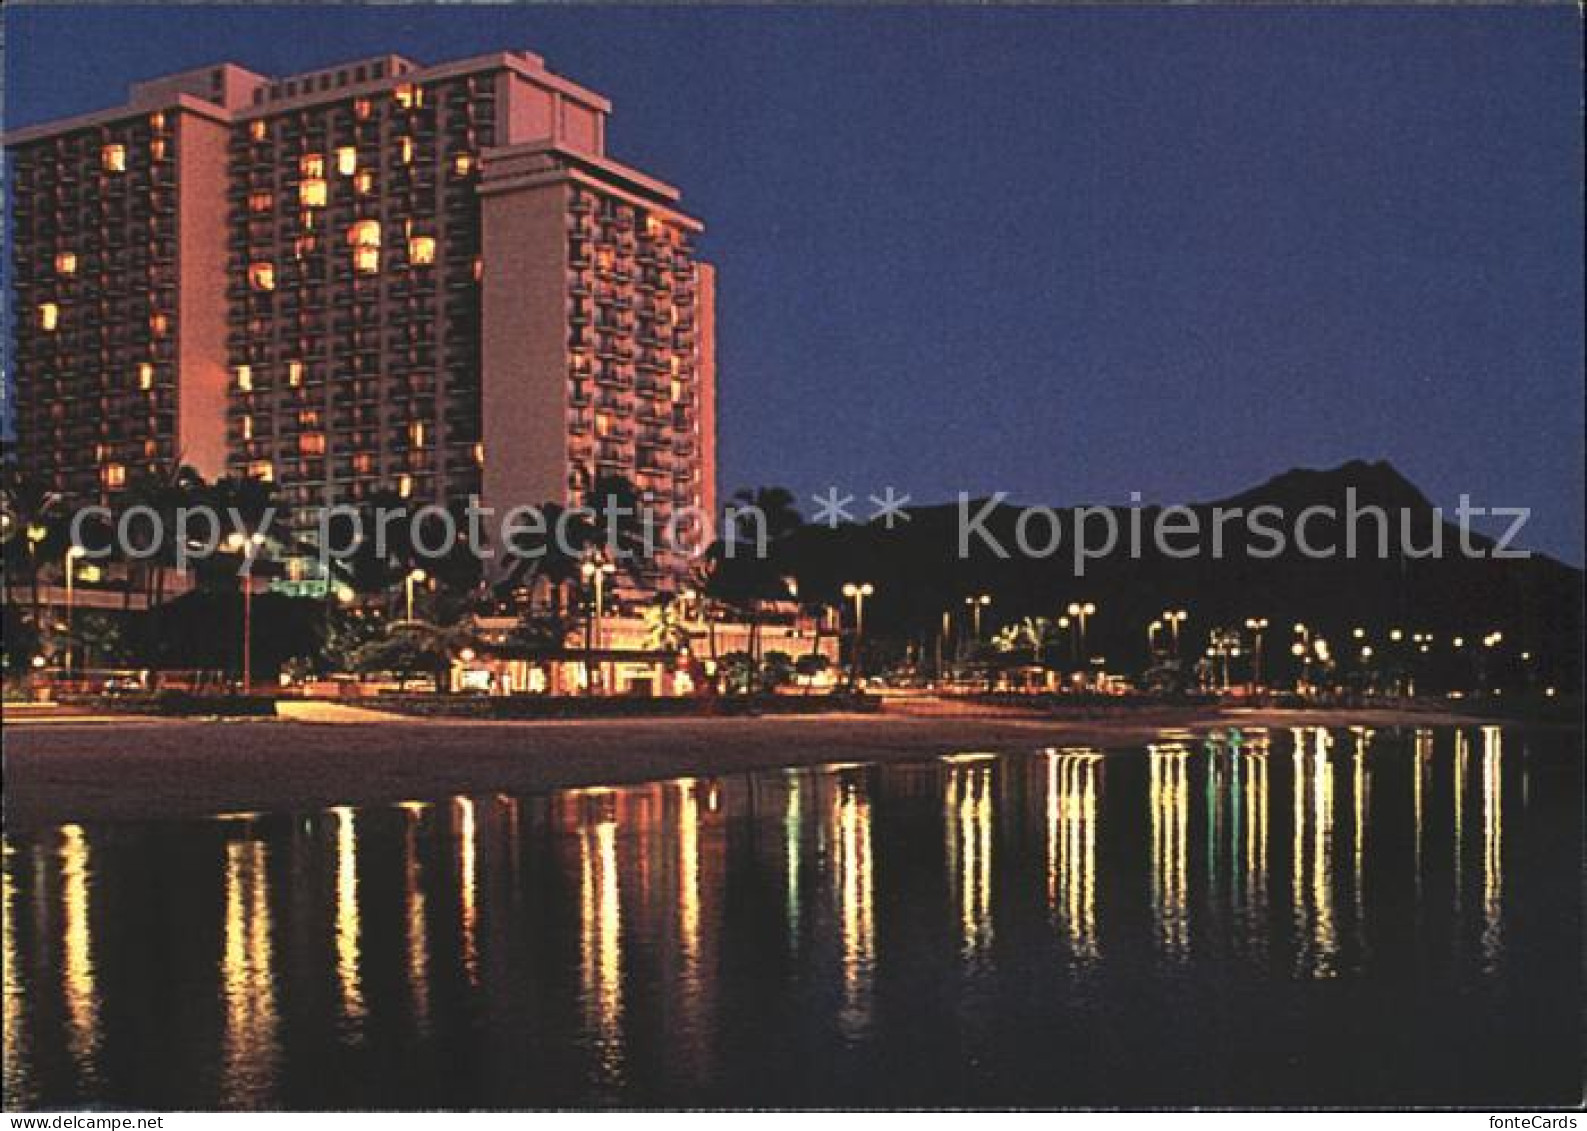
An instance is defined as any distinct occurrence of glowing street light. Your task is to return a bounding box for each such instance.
[63,545,86,676]
[1244,617,1269,687]
[225,532,267,690]
[843,582,876,686]
[1161,609,1188,657]
[404,567,427,624]
[1067,602,1097,660]
[581,556,617,695]
[964,593,991,640]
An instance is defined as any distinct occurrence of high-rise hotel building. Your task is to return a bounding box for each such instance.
[7,49,717,583]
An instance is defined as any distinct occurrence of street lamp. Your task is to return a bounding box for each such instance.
[1244,617,1269,688]
[1066,602,1096,660]
[842,582,875,687]
[63,545,86,677]
[1291,640,1310,694]
[1148,619,1163,658]
[964,593,991,640]
[581,555,617,695]
[1161,609,1187,657]
[225,532,266,691]
[404,567,427,624]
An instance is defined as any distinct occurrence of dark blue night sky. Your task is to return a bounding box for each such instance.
[6,5,1582,562]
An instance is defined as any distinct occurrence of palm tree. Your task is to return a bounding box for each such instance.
[583,473,647,564]
[354,615,479,693]
[707,486,804,692]
[1,470,69,632]
[495,500,586,619]
[641,594,696,654]
[117,461,208,610]
[994,616,1064,668]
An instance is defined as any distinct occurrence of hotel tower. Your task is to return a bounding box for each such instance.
[7,49,717,585]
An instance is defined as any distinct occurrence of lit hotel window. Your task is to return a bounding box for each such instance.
[409,421,426,447]
[150,313,169,336]
[473,442,485,466]
[236,365,253,392]
[472,257,484,282]
[398,136,414,165]
[55,252,77,275]
[299,433,326,455]
[453,153,474,176]
[150,112,166,131]
[353,453,374,475]
[397,474,413,498]
[138,362,154,390]
[408,235,436,266]
[300,153,325,179]
[247,461,273,482]
[241,415,254,441]
[293,236,317,260]
[299,178,327,208]
[671,378,684,402]
[150,139,166,162]
[354,170,375,196]
[248,262,276,291]
[646,216,664,238]
[249,191,273,213]
[337,147,358,176]
[250,120,267,142]
[287,360,303,387]
[39,303,59,331]
[101,143,126,172]
[103,464,126,489]
[394,84,420,109]
[354,98,372,121]
[350,220,381,274]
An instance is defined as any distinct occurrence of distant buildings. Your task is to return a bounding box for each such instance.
[7,49,717,585]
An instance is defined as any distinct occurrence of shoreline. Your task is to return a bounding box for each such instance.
[0,705,1535,831]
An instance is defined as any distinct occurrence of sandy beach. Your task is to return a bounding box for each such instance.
[1,703,1507,830]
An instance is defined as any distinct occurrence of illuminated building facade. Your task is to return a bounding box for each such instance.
[8,50,717,584]
[7,64,249,504]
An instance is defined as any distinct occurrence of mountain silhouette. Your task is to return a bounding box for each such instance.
[770,460,1581,685]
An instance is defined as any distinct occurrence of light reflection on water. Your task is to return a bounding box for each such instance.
[1045,749,1102,963]
[1149,742,1190,961]
[1,725,1577,1108]
[219,835,276,1107]
[946,760,996,968]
